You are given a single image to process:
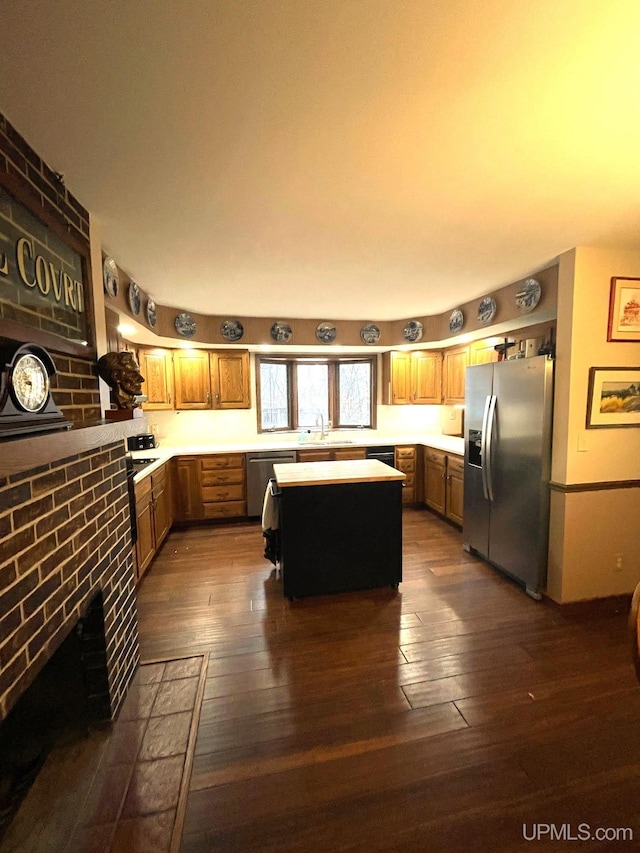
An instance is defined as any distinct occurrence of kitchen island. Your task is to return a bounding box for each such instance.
[273,459,405,599]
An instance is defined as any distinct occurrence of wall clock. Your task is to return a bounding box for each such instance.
[0,340,70,438]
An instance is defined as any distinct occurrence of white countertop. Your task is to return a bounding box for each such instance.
[129,433,464,481]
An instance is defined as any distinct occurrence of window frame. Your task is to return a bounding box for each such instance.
[256,355,377,433]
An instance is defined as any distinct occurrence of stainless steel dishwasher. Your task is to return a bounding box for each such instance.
[246,450,297,517]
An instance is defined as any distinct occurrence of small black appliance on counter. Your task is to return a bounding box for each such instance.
[127,433,156,451]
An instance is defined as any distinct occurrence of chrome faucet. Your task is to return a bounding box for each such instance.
[316,413,327,440]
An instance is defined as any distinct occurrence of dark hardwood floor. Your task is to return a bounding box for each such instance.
[135,507,640,852]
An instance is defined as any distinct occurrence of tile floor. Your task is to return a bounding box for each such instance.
[1,656,206,853]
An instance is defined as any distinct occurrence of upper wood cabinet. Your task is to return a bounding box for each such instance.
[382,351,442,405]
[442,346,469,405]
[139,348,174,410]
[141,348,251,411]
[469,339,499,366]
[210,351,251,409]
[412,351,442,404]
[173,349,212,410]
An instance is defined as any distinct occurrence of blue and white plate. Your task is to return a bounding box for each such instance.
[146,299,157,328]
[449,309,464,334]
[360,323,381,345]
[403,320,423,343]
[516,278,542,314]
[477,297,497,325]
[316,322,337,344]
[271,321,292,343]
[221,319,244,342]
[175,312,196,338]
[128,282,141,316]
[102,257,119,298]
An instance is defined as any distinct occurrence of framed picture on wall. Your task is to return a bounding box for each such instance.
[607,277,640,341]
[586,367,640,428]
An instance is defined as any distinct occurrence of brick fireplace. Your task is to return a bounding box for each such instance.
[0,433,139,723]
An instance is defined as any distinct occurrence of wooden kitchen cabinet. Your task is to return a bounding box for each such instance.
[134,462,173,583]
[381,351,412,404]
[297,447,367,462]
[445,454,464,525]
[412,351,442,404]
[395,445,416,503]
[469,339,499,366]
[423,447,464,525]
[173,349,250,410]
[135,476,155,580]
[382,351,442,405]
[173,349,212,409]
[210,351,251,409]
[201,454,246,519]
[138,347,174,410]
[423,447,446,515]
[332,447,367,461]
[442,346,469,405]
[152,462,173,545]
[174,457,204,521]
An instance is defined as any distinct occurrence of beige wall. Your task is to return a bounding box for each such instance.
[548,246,640,602]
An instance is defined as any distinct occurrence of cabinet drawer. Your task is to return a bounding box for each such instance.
[395,446,415,459]
[396,459,415,473]
[201,454,245,470]
[447,455,465,475]
[201,468,245,487]
[203,500,246,519]
[151,463,166,489]
[424,448,446,466]
[134,476,152,502]
[202,484,245,503]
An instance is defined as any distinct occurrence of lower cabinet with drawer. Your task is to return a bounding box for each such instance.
[201,453,247,519]
[135,461,174,583]
[394,445,416,503]
[297,447,367,463]
[422,447,464,526]
[174,453,247,522]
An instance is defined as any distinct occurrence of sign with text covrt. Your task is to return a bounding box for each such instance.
[0,185,89,346]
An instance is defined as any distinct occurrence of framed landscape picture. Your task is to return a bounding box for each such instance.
[607,277,640,342]
[586,367,640,428]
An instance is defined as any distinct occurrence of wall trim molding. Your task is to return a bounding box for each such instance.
[550,479,640,493]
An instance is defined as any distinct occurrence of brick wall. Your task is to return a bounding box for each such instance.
[0,112,101,424]
[0,114,89,242]
[0,440,139,722]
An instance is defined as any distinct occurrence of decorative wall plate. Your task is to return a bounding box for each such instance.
[271,321,292,343]
[220,319,244,342]
[515,278,542,314]
[449,309,464,334]
[477,297,497,325]
[102,257,119,297]
[316,322,337,344]
[175,312,196,338]
[146,299,157,327]
[360,323,381,345]
[403,320,423,343]
[128,282,141,316]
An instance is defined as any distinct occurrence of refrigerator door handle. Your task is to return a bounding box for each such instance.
[480,395,491,500]
[485,394,497,502]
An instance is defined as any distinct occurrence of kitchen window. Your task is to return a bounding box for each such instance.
[257,356,376,433]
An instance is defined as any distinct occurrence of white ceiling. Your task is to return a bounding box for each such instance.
[2,1,640,321]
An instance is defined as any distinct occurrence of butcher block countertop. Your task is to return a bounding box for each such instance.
[274,458,406,488]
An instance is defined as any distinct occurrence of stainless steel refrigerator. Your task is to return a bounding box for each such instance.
[463,355,553,598]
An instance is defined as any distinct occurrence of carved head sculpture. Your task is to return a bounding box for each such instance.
[97,351,145,409]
